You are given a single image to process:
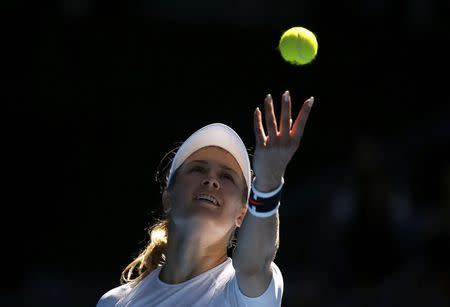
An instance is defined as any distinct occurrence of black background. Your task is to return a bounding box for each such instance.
[8,1,450,306]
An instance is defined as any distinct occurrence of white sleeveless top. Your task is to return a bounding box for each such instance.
[96,258,283,307]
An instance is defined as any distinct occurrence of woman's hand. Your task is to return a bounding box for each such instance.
[252,90,314,192]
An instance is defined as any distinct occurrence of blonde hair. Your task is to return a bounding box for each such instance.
[120,219,169,284]
[119,147,175,285]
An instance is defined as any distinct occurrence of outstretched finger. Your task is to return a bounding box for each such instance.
[279,90,292,138]
[264,94,278,140]
[253,107,266,147]
[291,96,314,141]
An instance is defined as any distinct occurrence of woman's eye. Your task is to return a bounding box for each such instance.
[222,173,234,182]
[190,166,205,173]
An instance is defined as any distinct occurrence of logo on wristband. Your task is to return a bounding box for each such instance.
[249,198,263,206]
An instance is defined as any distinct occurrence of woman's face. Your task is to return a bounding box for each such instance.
[164,146,248,236]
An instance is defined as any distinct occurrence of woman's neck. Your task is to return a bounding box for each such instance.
[159,224,229,284]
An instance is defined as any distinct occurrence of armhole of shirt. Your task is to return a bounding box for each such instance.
[232,262,284,306]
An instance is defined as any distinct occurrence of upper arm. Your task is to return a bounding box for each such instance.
[235,264,273,298]
[233,261,284,306]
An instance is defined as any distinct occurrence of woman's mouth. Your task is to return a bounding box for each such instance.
[195,194,220,207]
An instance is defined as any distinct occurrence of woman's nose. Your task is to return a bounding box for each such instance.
[201,177,220,189]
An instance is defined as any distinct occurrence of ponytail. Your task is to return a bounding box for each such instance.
[120,219,169,284]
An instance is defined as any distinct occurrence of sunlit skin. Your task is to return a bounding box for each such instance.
[160,91,314,296]
[160,146,248,284]
[233,91,313,296]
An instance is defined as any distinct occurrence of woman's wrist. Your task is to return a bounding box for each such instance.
[247,177,284,217]
[252,175,284,193]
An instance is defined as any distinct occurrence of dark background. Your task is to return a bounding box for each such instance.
[9,0,450,306]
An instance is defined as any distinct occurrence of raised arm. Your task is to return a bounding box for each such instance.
[233,90,314,297]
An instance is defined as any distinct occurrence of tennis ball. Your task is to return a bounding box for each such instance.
[278,26,318,65]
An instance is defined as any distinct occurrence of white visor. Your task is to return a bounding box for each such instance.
[167,123,252,196]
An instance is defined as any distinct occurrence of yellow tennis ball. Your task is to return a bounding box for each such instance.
[278,26,318,65]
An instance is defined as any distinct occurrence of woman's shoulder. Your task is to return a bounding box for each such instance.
[96,283,132,307]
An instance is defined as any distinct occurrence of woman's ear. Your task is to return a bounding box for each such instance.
[235,205,248,227]
[162,190,171,214]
